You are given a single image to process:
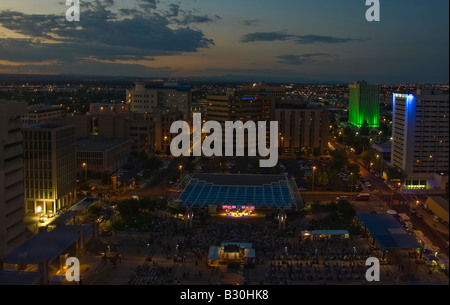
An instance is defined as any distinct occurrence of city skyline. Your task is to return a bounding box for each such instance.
[0,0,449,84]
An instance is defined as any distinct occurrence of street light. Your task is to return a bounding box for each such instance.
[350,173,354,194]
[377,155,383,176]
[82,162,87,181]
[179,165,183,180]
[312,166,317,192]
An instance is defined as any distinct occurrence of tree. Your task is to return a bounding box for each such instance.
[143,157,163,172]
[87,204,102,217]
[354,137,370,155]
[360,120,370,137]
[330,150,349,171]
[115,198,163,232]
[385,165,407,182]
[348,163,361,178]
[307,169,329,189]
[379,122,390,138]
[360,151,375,168]
[343,126,354,138]
[138,151,148,161]
[100,171,111,185]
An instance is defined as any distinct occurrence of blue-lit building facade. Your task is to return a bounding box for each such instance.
[391,90,449,190]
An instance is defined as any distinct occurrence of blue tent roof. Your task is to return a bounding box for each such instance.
[0,271,42,285]
[179,174,297,208]
[3,225,93,265]
[358,213,422,250]
[312,230,349,236]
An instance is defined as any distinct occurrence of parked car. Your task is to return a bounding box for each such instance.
[336,196,348,201]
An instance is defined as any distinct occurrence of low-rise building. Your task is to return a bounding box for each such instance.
[76,137,132,174]
[424,196,449,223]
[22,104,66,123]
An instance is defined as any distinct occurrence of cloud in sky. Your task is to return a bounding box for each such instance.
[240,31,363,44]
[0,0,216,63]
[242,19,259,27]
[0,0,448,83]
[276,53,329,65]
[240,32,294,43]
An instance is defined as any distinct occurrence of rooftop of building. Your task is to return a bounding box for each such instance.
[22,123,73,130]
[175,173,302,208]
[427,196,449,213]
[0,99,27,105]
[190,173,289,186]
[28,104,64,112]
[76,137,131,152]
[144,84,191,91]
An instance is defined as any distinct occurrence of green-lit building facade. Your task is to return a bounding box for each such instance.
[348,81,380,128]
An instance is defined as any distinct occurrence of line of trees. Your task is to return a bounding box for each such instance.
[112,198,168,232]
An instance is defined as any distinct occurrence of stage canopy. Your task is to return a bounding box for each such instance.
[171,174,303,209]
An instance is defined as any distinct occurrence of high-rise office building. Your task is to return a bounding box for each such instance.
[23,124,77,214]
[275,101,329,155]
[127,81,191,120]
[391,89,449,189]
[0,100,28,258]
[147,110,184,154]
[349,81,380,128]
[206,89,275,153]
[207,89,274,123]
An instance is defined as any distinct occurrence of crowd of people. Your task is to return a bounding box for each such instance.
[130,262,178,285]
[267,260,370,285]
[126,213,380,285]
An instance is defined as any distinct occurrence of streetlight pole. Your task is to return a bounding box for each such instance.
[312,166,316,192]
[83,162,87,181]
[179,165,183,181]
[377,155,383,176]
[350,173,354,194]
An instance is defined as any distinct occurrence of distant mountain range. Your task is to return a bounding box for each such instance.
[0,73,447,86]
[0,73,349,85]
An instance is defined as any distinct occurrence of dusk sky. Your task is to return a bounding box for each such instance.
[0,0,448,83]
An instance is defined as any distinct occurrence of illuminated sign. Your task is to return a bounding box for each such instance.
[222,205,255,210]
